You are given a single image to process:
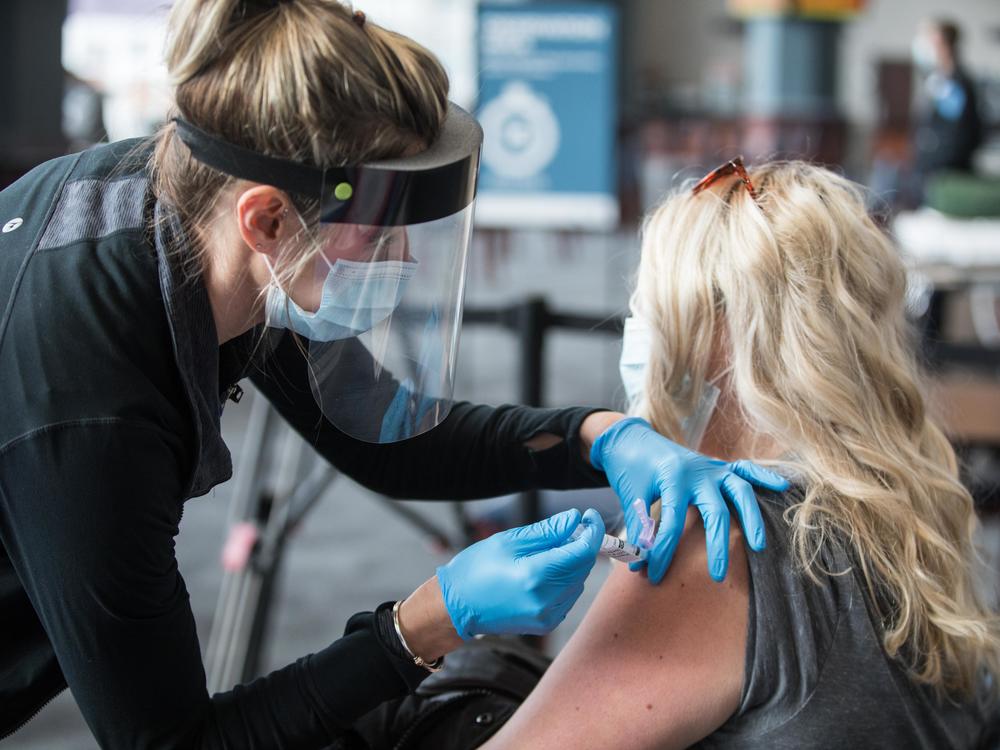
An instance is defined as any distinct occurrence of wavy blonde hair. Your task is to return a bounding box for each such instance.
[632,161,1000,698]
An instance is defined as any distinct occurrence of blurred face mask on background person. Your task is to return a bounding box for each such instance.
[619,315,720,449]
[911,33,938,72]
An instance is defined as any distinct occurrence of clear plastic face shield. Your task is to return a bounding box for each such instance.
[175,103,482,443]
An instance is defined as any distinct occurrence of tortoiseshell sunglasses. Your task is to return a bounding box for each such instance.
[691,156,759,202]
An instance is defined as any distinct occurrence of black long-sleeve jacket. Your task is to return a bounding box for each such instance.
[915,67,983,175]
[0,141,606,747]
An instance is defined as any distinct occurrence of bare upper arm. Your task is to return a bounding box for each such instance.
[482,509,750,750]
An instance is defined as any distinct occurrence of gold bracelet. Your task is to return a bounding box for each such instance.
[392,600,443,673]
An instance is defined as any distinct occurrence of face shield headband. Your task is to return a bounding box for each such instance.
[172,102,483,227]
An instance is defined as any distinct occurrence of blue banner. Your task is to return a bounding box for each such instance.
[476,2,619,230]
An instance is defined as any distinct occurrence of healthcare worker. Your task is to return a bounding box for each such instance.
[0,1,788,747]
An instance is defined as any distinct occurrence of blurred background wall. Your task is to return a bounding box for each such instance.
[0,1,68,184]
[623,0,999,123]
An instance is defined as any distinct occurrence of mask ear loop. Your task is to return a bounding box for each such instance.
[261,254,302,331]
[289,208,335,274]
[260,217,330,417]
[683,380,721,450]
[262,206,327,329]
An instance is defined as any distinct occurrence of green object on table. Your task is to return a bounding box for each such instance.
[925,172,1000,218]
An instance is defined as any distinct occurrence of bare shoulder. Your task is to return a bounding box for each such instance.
[483,509,750,750]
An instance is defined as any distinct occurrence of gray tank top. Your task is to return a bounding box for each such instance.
[695,490,998,749]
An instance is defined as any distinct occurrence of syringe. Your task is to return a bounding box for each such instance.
[599,533,648,563]
[570,525,648,563]
[570,499,655,565]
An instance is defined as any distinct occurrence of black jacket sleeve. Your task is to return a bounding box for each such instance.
[248,332,608,500]
[0,420,428,749]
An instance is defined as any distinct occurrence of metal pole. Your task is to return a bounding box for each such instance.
[237,427,309,682]
[517,297,548,526]
[206,388,278,693]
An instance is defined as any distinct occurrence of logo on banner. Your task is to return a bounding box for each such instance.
[480,82,561,180]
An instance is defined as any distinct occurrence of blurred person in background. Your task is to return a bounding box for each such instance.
[0,1,788,747]
[912,19,984,194]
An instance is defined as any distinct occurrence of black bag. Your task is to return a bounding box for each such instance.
[334,636,550,750]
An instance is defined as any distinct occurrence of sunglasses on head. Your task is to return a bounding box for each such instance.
[691,156,759,203]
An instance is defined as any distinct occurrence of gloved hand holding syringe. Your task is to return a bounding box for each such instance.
[435,500,656,642]
[569,497,656,565]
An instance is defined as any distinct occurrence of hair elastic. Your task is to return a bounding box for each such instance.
[353,10,366,27]
[238,0,292,20]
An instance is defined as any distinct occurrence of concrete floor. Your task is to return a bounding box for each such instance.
[8,231,635,749]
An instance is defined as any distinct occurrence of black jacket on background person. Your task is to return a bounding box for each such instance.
[0,140,606,748]
[914,67,983,176]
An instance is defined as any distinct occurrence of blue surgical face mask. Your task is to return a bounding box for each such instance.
[619,314,720,449]
[266,257,418,342]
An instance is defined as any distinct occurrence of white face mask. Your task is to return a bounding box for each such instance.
[620,315,652,407]
[619,315,720,449]
[911,35,937,72]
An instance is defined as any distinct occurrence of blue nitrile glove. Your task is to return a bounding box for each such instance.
[379,377,440,443]
[436,508,605,640]
[591,417,789,585]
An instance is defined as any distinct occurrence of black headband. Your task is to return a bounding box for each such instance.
[172,103,482,226]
